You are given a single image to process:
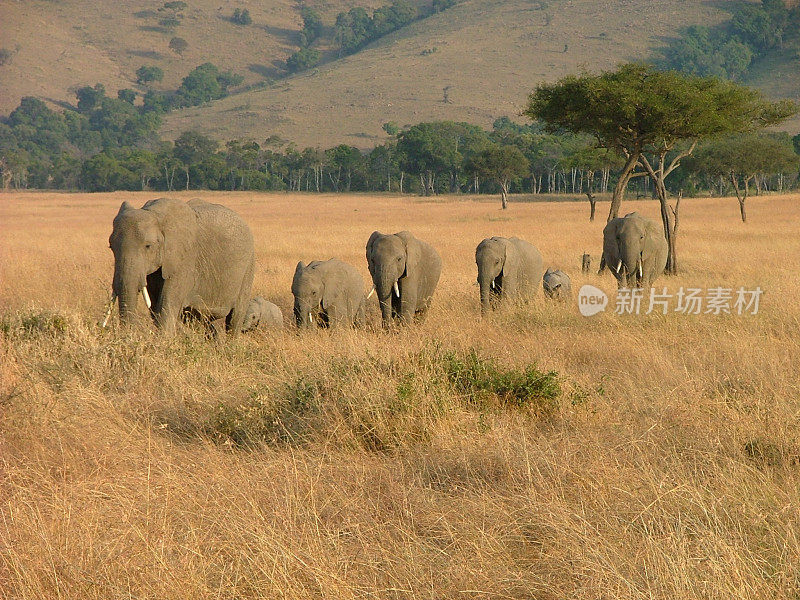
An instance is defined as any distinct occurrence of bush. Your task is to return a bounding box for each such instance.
[232,8,252,25]
[136,65,164,85]
[441,349,561,414]
[204,347,562,451]
[117,89,136,104]
[169,37,188,55]
[172,63,243,107]
[286,48,320,73]
[0,47,13,66]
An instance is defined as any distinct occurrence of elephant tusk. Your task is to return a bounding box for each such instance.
[638,261,643,279]
[393,281,400,297]
[490,281,496,290]
[615,259,623,273]
[308,312,314,324]
[142,286,152,309]
[101,293,117,328]
[367,286,375,299]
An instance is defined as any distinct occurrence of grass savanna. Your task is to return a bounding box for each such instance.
[2,191,800,598]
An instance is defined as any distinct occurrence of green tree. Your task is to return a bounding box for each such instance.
[232,8,252,25]
[396,122,462,195]
[173,130,218,189]
[169,37,188,55]
[466,144,529,209]
[731,4,781,51]
[300,7,324,47]
[172,63,243,107]
[692,134,799,222]
[286,48,320,73]
[76,84,106,112]
[525,63,797,272]
[325,144,363,192]
[660,26,753,80]
[117,89,137,104]
[136,65,164,85]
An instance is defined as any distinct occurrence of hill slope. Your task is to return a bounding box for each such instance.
[162,0,790,147]
[2,0,798,146]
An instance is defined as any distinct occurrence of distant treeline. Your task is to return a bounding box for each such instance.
[1,91,798,196]
[659,0,800,80]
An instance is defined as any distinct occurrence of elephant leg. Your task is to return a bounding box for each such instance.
[226,265,254,336]
[155,283,183,335]
[355,299,365,328]
[399,289,418,325]
[326,304,339,327]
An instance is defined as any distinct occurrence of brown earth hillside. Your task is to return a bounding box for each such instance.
[160,0,748,147]
[2,0,798,147]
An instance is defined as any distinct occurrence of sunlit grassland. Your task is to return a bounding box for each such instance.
[1,191,799,599]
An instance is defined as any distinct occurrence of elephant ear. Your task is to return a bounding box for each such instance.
[116,201,134,216]
[502,239,521,289]
[603,219,622,260]
[366,231,382,266]
[395,231,421,278]
[146,199,199,280]
[292,262,305,294]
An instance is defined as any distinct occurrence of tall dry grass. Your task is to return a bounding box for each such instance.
[1,191,800,599]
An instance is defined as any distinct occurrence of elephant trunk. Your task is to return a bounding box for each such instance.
[374,270,398,322]
[621,246,641,288]
[478,273,493,315]
[294,299,315,328]
[476,259,499,315]
[113,259,144,324]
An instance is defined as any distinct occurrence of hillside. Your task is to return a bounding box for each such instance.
[2,0,799,148]
[159,0,798,145]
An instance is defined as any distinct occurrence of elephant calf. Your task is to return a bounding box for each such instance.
[476,236,542,314]
[292,259,366,328]
[366,231,442,326]
[241,297,283,332]
[602,212,668,288]
[542,268,572,301]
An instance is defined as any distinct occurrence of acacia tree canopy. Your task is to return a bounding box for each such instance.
[524,63,796,211]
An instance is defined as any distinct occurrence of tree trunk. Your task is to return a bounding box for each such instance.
[586,191,596,222]
[607,151,640,222]
[668,191,681,275]
[730,172,749,223]
[185,167,189,190]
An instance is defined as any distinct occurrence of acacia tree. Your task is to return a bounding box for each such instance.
[466,144,529,209]
[693,134,799,222]
[525,63,796,273]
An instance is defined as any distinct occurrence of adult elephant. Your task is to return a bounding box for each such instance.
[108,197,254,335]
[366,231,442,326]
[602,212,667,288]
[292,258,366,328]
[475,236,542,314]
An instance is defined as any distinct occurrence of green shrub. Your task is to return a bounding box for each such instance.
[441,348,560,415]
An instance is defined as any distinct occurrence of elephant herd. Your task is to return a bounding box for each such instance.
[105,198,668,334]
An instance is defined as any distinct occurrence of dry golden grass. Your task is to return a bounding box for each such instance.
[2,190,800,599]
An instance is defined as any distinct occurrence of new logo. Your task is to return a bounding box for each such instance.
[578,285,608,316]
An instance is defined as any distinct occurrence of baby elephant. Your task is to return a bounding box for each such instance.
[542,268,572,301]
[292,258,366,328]
[241,297,283,331]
